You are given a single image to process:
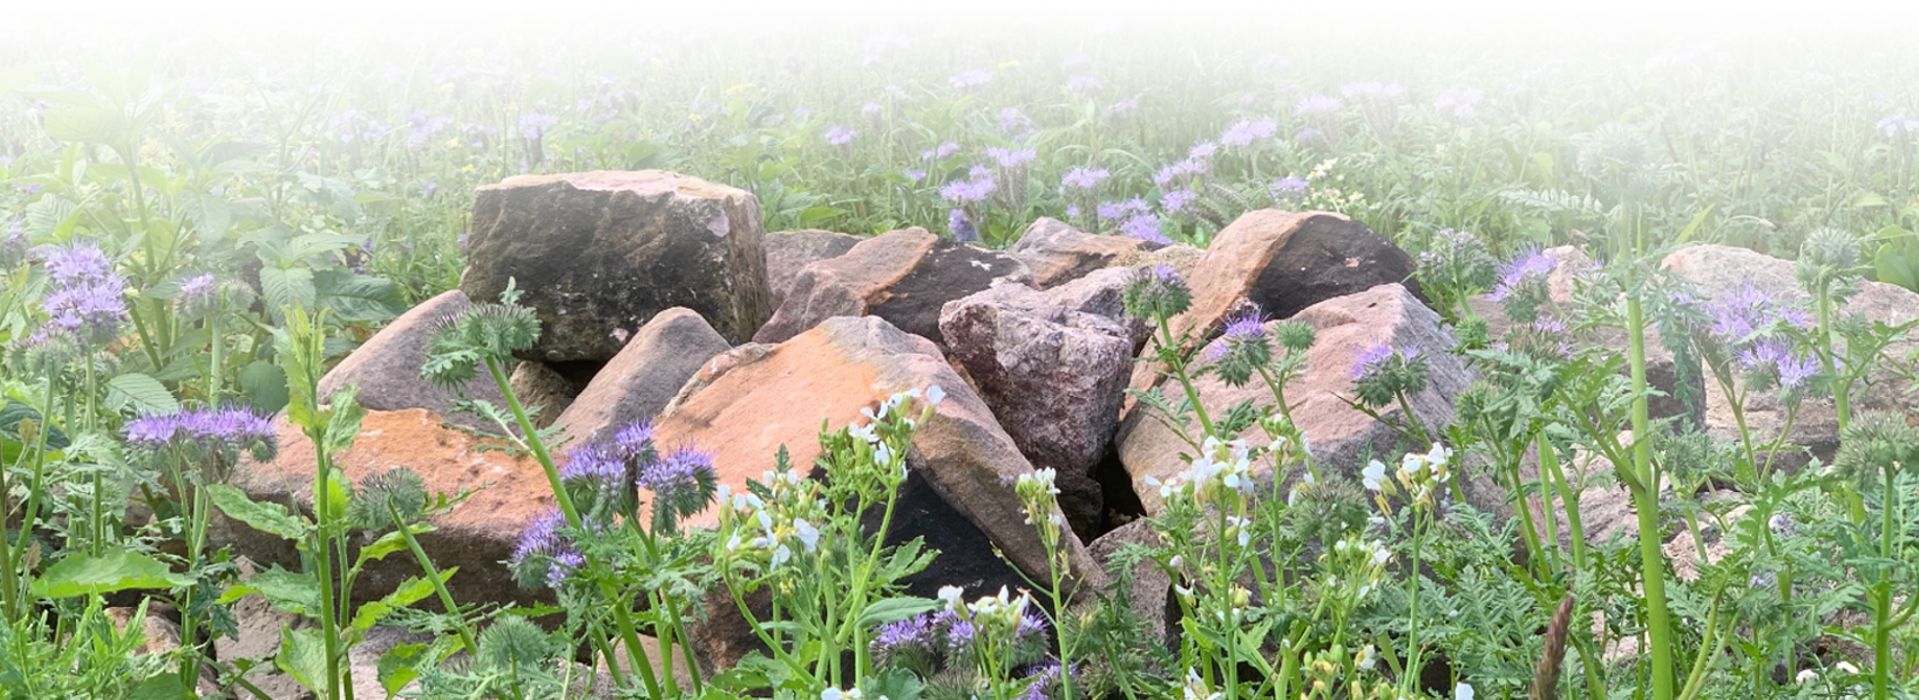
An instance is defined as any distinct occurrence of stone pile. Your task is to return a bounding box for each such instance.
[222,170,1919,683]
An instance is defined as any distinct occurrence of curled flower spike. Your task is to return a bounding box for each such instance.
[1123,264,1192,320]
[124,406,277,461]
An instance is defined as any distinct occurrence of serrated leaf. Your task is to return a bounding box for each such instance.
[322,384,364,456]
[40,104,122,144]
[350,571,450,632]
[377,642,429,697]
[276,628,329,695]
[355,530,411,567]
[207,484,310,540]
[260,266,317,314]
[221,567,321,617]
[104,373,178,415]
[33,548,192,598]
[239,361,289,413]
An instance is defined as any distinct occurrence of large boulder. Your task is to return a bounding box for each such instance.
[1008,217,1154,289]
[753,228,1029,347]
[317,290,508,431]
[222,409,552,604]
[1117,284,1474,514]
[460,170,772,361]
[656,315,1096,585]
[939,275,1133,520]
[1124,210,1420,401]
[552,308,730,445]
[764,229,862,307]
[1662,243,1919,459]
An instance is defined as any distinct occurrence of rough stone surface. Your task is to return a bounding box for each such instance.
[460,170,771,361]
[1084,519,1177,650]
[223,409,552,605]
[754,228,1029,346]
[1008,217,1153,289]
[1117,284,1475,514]
[1124,210,1420,401]
[764,229,862,307]
[509,360,577,429]
[939,280,1133,495]
[1663,243,1919,460]
[317,290,505,431]
[658,315,1095,583]
[552,308,730,445]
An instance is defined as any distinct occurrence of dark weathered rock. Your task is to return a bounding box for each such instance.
[765,229,862,307]
[552,308,730,445]
[1008,217,1153,289]
[318,290,504,431]
[939,279,1132,499]
[460,170,771,361]
[754,228,1028,346]
[223,409,552,605]
[1118,284,1476,514]
[1125,210,1420,401]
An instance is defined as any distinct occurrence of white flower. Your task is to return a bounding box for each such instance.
[1022,468,1061,495]
[1835,661,1860,674]
[848,422,879,444]
[1795,668,1818,684]
[1455,682,1474,700]
[820,689,861,700]
[794,518,820,551]
[1355,644,1377,670]
[926,384,946,406]
[1362,459,1387,492]
[770,543,792,567]
[937,585,965,610]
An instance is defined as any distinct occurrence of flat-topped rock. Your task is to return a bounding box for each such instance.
[460,170,771,361]
[753,227,1029,347]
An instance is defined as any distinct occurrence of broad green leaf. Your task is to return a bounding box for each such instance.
[355,530,412,567]
[40,104,123,144]
[260,266,317,314]
[322,384,364,456]
[0,400,70,450]
[853,597,941,627]
[220,567,321,617]
[276,628,329,695]
[206,484,310,540]
[350,571,449,632]
[124,673,190,700]
[319,467,352,525]
[239,360,290,414]
[104,373,178,415]
[377,642,430,698]
[33,548,192,598]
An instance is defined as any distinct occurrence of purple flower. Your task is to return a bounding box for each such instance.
[404,110,450,149]
[1432,87,1484,119]
[613,422,655,458]
[1270,176,1309,201]
[861,102,882,119]
[1060,167,1110,192]
[1219,118,1278,148]
[943,615,977,653]
[904,169,927,182]
[1098,198,1150,221]
[1119,213,1168,244]
[639,446,715,499]
[948,208,979,243]
[1878,113,1919,139]
[1491,248,1556,302]
[940,170,997,204]
[1016,605,1050,639]
[949,69,993,90]
[1066,73,1103,94]
[510,508,586,589]
[44,278,127,345]
[870,614,936,659]
[124,406,276,453]
[176,273,219,316]
[1352,340,1417,381]
[546,550,585,588]
[1738,338,1818,390]
[999,107,1036,136]
[1293,127,1326,144]
[562,443,628,489]
[921,142,960,161]
[1101,98,1139,121]
[1705,283,1811,344]
[825,126,856,146]
[1187,141,1219,160]
[987,147,1037,169]
[1295,94,1343,116]
[1153,158,1210,187]
[42,243,114,286]
[1161,189,1198,214]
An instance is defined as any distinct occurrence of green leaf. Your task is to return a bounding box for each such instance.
[40,104,123,144]
[207,485,311,540]
[354,530,412,567]
[104,373,178,415]
[260,266,317,314]
[276,628,329,695]
[322,384,365,456]
[0,400,70,450]
[350,571,450,632]
[221,567,321,617]
[377,642,430,698]
[314,270,405,324]
[33,548,192,598]
[853,596,941,628]
[319,467,352,525]
[239,361,290,414]
[124,673,190,700]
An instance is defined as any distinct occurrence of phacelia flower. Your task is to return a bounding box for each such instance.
[1432,86,1484,119]
[1219,118,1277,148]
[175,273,219,317]
[948,208,979,243]
[1161,188,1198,214]
[922,141,960,161]
[1270,176,1309,202]
[42,243,114,286]
[987,146,1037,169]
[1491,248,1556,302]
[124,406,276,454]
[1060,167,1110,192]
[509,509,586,589]
[1123,264,1192,319]
[939,170,997,204]
[1295,94,1343,116]
[824,126,856,146]
[948,69,993,90]
[1119,213,1168,244]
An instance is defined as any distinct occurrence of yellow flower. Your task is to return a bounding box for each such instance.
[445,137,461,149]
[725,82,755,96]
[461,164,476,174]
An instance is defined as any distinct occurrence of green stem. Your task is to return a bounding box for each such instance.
[1872,466,1895,700]
[1156,315,1215,436]
[1627,296,1677,700]
[386,502,478,654]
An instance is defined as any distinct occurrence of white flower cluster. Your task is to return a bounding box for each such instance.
[937,584,1032,626]
[1144,436,1256,505]
[1363,442,1453,506]
[718,470,821,568]
[1015,467,1066,527]
[1327,535,1393,600]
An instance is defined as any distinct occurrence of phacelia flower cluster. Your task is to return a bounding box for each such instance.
[124,405,278,467]
[40,242,129,347]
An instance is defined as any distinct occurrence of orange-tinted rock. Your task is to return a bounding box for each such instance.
[765,229,862,307]
[553,307,729,445]
[223,409,553,603]
[460,170,771,360]
[656,315,1095,585]
[1117,284,1474,514]
[1123,210,1419,405]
